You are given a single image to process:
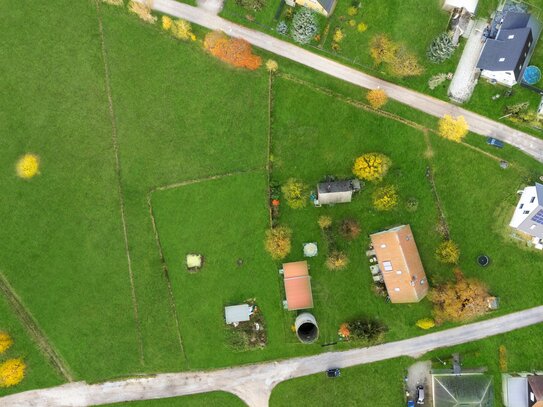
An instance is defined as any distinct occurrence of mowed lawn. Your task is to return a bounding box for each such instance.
[270,75,444,342]
[0,0,270,385]
[151,171,305,368]
[0,0,143,381]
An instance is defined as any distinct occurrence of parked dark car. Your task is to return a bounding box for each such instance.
[326,368,341,378]
[416,385,425,404]
[487,137,504,148]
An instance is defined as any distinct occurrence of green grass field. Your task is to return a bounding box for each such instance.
[1,0,543,401]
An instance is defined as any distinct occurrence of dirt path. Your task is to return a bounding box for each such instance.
[138,0,543,164]
[2,305,543,407]
[0,273,74,382]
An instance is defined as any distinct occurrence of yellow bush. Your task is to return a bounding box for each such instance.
[366,89,388,109]
[352,153,391,182]
[265,59,278,73]
[0,358,25,388]
[102,0,124,5]
[347,6,358,16]
[128,0,157,24]
[317,215,332,230]
[162,15,172,31]
[438,115,468,143]
[372,185,398,211]
[357,22,367,32]
[0,332,13,354]
[499,345,507,372]
[326,251,349,270]
[435,240,460,264]
[333,28,344,43]
[264,226,292,260]
[172,19,194,41]
[16,154,40,179]
[281,178,308,209]
[348,19,356,27]
[416,318,436,330]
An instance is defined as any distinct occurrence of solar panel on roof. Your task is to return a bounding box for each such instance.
[532,209,543,225]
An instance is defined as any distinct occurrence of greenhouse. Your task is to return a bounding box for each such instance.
[432,373,494,407]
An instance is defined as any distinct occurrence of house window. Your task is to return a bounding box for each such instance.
[519,64,523,70]
[499,57,506,62]
[508,34,515,39]
[380,244,387,249]
[530,197,536,203]
[531,225,537,230]
[394,287,400,292]
[420,279,425,285]
[529,41,532,47]
[383,261,393,271]
[520,204,524,209]
[396,270,402,275]
[523,210,530,215]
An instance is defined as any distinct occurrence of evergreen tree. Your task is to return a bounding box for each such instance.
[291,8,318,44]
[427,33,455,63]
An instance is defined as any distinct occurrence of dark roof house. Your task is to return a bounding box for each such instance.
[477,9,541,86]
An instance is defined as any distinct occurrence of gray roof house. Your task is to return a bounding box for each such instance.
[316,179,361,205]
[432,372,494,407]
[509,183,543,248]
[502,373,543,407]
[477,9,541,87]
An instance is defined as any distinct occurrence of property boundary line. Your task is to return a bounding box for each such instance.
[95,0,145,366]
[0,272,74,382]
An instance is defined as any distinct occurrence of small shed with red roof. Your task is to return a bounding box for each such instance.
[282,261,313,311]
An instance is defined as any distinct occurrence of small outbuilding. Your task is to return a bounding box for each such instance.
[224,304,253,325]
[442,0,479,14]
[316,179,361,205]
[282,261,313,311]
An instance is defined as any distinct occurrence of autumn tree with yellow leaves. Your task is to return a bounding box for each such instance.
[128,0,156,24]
[281,178,308,209]
[0,358,26,388]
[352,153,391,182]
[0,333,13,354]
[429,268,490,323]
[366,89,388,109]
[438,115,468,142]
[435,240,460,264]
[264,226,292,260]
[372,185,399,211]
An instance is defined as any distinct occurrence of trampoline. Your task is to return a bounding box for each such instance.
[523,66,541,85]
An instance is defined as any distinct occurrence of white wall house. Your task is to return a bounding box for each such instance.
[509,183,543,249]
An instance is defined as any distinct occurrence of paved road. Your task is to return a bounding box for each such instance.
[2,305,543,406]
[139,0,543,163]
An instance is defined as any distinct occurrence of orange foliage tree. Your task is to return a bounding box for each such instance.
[366,89,388,109]
[429,268,490,324]
[204,31,262,70]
